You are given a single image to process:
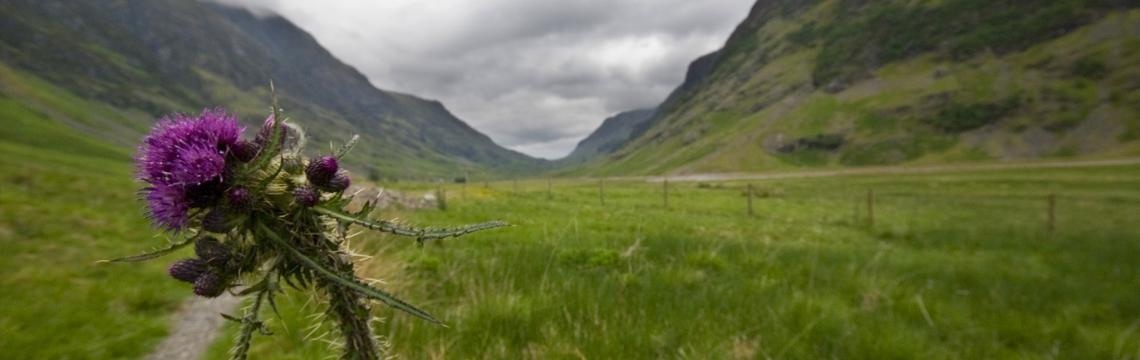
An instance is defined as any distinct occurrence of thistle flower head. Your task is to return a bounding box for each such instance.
[172,144,227,185]
[193,271,227,298]
[324,171,351,193]
[195,237,231,266]
[168,258,207,283]
[230,140,260,163]
[143,184,191,230]
[306,155,338,185]
[256,113,281,144]
[293,186,319,207]
[136,109,245,230]
[226,186,252,211]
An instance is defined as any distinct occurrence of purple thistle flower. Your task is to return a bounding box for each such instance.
[168,258,207,283]
[293,186,319,207]
[172,144,226,185]
[136,109,245,230]
[306,156,339,186]
[143,184,190,230]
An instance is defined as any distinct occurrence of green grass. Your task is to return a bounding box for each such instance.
[0,142,188,358]
[0,69,191,359]
[208,165,1140,359]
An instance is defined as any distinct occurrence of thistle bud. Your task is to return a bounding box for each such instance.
[293,186,319,207]
[305,156,338,186]
[193,271,227,298]
[202,208,232,233]
[168,258,206,283]
[226,187,251,211]
[322,171,351,193]
[230,140,260,163]
[255,114,284,146]
[195,237,231,266]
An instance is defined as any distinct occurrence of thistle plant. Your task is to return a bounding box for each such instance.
[104,93,506,359]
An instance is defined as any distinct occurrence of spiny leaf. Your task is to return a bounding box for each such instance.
[256,222,443,325]
[313,206,508,242]
[96,233,200,263]
[333,134,359,160]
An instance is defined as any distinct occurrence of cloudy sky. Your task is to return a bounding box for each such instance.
[212,0,754,159]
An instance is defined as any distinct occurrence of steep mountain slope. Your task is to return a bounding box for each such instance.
[0,0,543,179]
[559,108,655,165]
[571,0,1140,176]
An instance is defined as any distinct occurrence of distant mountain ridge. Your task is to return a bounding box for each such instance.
[560,108,655,164]
[565,0,1140,176]
[0,0,544,179]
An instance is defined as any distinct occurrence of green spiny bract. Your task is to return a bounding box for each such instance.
[106,98,508,360]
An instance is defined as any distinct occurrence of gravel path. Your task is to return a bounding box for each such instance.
[146,294,241,360]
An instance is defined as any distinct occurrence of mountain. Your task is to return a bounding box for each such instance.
[0,0,544,179]
[559,108,655,164]
[568,0,1140,176]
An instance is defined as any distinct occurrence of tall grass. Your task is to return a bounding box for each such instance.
[210,165,1140,359]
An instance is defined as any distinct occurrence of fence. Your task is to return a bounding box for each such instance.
[421,176,1138,238]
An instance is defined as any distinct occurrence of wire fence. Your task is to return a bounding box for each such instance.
[421,175,1140,240]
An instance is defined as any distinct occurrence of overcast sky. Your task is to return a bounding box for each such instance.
[211,0,754,159]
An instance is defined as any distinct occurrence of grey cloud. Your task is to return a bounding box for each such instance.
[209,0,753,159]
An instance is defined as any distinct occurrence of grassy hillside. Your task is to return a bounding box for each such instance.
[207,165,1140,358]
[567,1,1140,176]
[0,76,189,358]
[0,0,543,180]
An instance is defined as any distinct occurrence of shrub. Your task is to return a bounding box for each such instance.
[926,97,1020,133]
[1072,57,1108,79]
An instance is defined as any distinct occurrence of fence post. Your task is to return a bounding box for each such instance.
[436,186,447,211]
[867,189,875,227]
[1047,193,1056,234]
[747,183,754,216]
[547,178,553,200]
[663,178,669,209]
[599,178,606,206]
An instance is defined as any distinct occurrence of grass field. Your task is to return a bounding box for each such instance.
[0,133,188,357]
[206,165,1140,359]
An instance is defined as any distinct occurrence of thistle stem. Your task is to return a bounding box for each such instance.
[255,222,384,359]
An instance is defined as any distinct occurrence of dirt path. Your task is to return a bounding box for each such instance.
[636,158,1140,183]
[146,294,241,360]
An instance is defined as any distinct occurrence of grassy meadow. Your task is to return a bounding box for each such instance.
[0,113,188,357]
[207,165,1140,359]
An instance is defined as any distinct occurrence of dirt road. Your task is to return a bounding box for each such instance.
[636,158,1140,183]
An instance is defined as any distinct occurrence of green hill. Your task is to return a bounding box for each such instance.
[0,0,545,179]
[566,0,1140,176]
